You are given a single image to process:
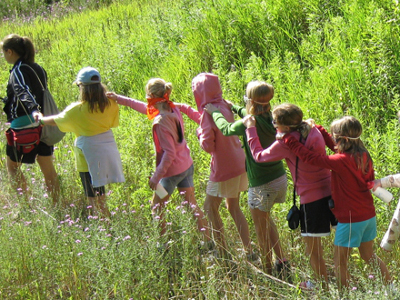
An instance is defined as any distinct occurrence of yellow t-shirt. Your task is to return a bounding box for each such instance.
[54,100,119,171]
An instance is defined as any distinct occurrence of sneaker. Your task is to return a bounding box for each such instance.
[274,259,292,283]
[299,280,315,291]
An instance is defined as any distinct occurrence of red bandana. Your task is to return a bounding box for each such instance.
[146,94,175,120]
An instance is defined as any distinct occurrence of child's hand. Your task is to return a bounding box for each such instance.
[242,115,256,128]
[372,179,382,191]
[148,178,157,190]
[204,103,219,114]
[106,92,117,100]
[224,99,233,108]
[32,110,43,122]
[304,118,315,128]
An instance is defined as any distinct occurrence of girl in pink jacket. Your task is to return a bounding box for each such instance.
[244,104,336,289]
[107,78,209,242]
[178,73,253,258]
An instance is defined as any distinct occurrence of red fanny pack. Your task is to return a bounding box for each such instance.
[5,126,42,154]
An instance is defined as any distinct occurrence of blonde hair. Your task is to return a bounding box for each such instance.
[245,81,274,115]
[330,116,371,174]
[272,103,311,139]
[146,78,173,98]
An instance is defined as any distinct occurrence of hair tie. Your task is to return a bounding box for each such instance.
[335,134,360,141]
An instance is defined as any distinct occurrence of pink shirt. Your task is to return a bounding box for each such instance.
[180,73,246,182]
[115,95,192,183]
[180,103,246,182]
[246,126,331,204]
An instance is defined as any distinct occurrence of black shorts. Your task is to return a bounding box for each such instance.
[6,141,54,164]
[300,196,338,237]
[79,172,105,197]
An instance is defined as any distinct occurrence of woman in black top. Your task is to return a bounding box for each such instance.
[1,34,59,204]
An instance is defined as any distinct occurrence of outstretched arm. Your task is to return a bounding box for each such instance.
[315,124,336,152]
[107,92,147,115]
[175,103,201,124]
[204,103,245,136]
[245,126,288,163]
[375,174,400,189]
[282,134,341,171]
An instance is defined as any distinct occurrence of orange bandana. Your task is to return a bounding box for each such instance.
[146,94,175,120]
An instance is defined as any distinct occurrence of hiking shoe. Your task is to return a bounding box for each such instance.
[274,259,293,283]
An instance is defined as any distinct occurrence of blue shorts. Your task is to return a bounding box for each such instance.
[159,164,194,195]
[334,216,377,248]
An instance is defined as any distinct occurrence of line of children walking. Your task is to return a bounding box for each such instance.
[3,35,392,291]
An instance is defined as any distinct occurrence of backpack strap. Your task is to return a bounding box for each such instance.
[21,63,47,92]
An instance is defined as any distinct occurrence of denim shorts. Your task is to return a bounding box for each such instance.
[159,164,194,195]
[334,216,377,248]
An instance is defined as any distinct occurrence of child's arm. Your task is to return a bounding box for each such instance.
[315,124,336,152]
[281,134,342,171]
[174,103,201,124]
[149,125,177,185]
[375,174,400,189]
[231,104,247,118]
[197,113,216,153]
[107,92,147,115]
[245,126,291,162]
[204,103,245,136]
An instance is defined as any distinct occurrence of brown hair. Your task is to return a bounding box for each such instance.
[1,34,35,63]
[330,116,371,174]
[245,81,274,115]
[272,103,312,138]
[80,82,110,113]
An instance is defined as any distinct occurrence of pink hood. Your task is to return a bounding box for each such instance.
[192,73,246,182]
[192,73,231,114]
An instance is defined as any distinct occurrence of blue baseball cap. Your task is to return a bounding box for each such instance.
[74,67,101,85]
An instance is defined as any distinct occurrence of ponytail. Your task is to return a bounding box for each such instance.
[1,34,35,63]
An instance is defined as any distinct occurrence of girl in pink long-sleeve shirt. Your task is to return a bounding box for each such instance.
[178,73,253,258]
[244,103,337,289]
[107,78,209,242]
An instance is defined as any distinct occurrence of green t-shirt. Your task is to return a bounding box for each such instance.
[211,104,285,187]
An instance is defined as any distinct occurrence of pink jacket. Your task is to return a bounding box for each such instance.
[181,73,246,182]
[246,126,331,204]
[115,95,193,183]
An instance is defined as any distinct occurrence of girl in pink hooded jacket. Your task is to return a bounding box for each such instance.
[178,73,253,258]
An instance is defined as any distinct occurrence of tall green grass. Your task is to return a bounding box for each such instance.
[0,0,399,298]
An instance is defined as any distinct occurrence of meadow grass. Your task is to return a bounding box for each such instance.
[0,0,399,298]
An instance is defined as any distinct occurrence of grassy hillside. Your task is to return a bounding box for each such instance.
[0,0,399,298]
